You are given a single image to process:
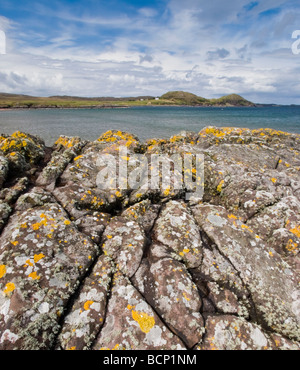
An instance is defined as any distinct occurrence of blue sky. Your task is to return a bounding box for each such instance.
[0,0,300,103]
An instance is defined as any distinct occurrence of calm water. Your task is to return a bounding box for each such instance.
[0,106,299,146]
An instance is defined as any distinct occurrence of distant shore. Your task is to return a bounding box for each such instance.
[0,104,295,111]
[0,90,258,109]
[0,91,298,110]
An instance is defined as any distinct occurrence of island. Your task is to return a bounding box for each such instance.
[0,127,299,350]
[0,91,255,109]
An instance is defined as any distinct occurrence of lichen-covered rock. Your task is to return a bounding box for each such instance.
[0,191,99,350]
[0,201,11,232]
[36,136,87,189]
[15,187,57,212]
[121,199,161,233]
[93,270,186,350]
[190,243,251,319]
[192,204,300,341]
[198,315,300,350]
[0,177,28,205]
[57,255,115,350]
[0,127,299,350]
[75,211,110,244]
[133,244,204,348]
[102,216,146,278]
[152,200,203,268]
[0,155,9,189]
[0,131,45,169]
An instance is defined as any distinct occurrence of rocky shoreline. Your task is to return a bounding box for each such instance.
[0,127,299,350]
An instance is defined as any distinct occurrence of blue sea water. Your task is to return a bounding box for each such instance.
[0,106,299,146]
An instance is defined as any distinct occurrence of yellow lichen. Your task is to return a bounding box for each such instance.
[205,127,226,138]
[183,292,191,301]
[131,310,155,333]
[97,130,138,145]
[24,259,34,267]
[73,155,83,162]
[83,301,94,311]
[217,180,225,193]
[241,224,254,233]
[34,253,45,263]
[28,271,41,280]
[290,226,300,238]
[100,344,120,350]
[126,304,155,333]
[11,131,28,139]
[0,265,6,279]
[163,186,171,196]
[179,248,190,257]
[286,239,298,254]
[32,218,47,230]
[3,282,15,295]
[55,136,80,149]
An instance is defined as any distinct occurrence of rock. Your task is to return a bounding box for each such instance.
[56,255,115,350]
[15,187,57,212]
[192,204,300,341]
[0,177,28,205]
[121,199,161,234]
[36,136,87,189]
[0,201,11,232]
[0,191,99,349]
[152,200,203,268]
[198,315,300,350]
[0,155,9,189]
[133,244,204,348]
[92,271,186,350]
[0,127,299,350]
[102,216,146,278]
[74,211,110,244]
[0,131,45,171]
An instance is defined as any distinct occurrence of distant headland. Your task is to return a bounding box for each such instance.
[0,91,261,109]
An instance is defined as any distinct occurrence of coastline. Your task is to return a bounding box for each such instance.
[0,103,295,110]
[0,91,258,110]
[0,104,267,110]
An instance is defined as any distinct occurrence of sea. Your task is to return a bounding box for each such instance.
[0,105,299,146]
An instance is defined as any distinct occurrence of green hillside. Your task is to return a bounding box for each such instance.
[160,91,254,106]
[210,94,254,106]
[160,91,208,105]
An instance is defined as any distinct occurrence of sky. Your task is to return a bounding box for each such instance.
[0,0,300,103]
